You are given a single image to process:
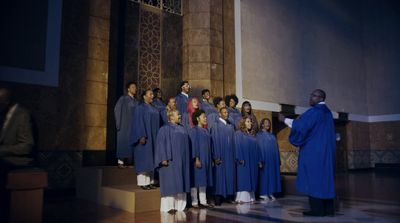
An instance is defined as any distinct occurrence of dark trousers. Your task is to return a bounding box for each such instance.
[308,196,335,216]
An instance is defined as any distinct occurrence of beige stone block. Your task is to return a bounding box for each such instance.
[187,29,210,46]
[182,63,189,80]
[211,0,223,15]
[86,59,108,82]
[89,0,110,18]
[211,80,224,97]
[187,13,211,29]
[88,16,110,40]
[189,79,212,96]
[85,126,107,150]
[210,13,223,31]
[85,104,107,127]
[85,81,108,104]
[223,82,236,96]
[188,0,210,13]
[88,37,109,61]
[188,45,210,62]
[210,63,223,81]
[211,30,223,48]
[189,63,211,80]
[210,46,223,64]
[182,45,189,64]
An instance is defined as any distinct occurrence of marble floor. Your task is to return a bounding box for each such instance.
[43,169,400,223]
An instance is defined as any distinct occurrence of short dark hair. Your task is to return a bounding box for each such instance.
[192,109,205,126]
[219,107,228,113]
[213,96,223,107]
[153,88,161,95]
[201,89,210,96]
[141,89,152,100]
[179,81,189,89]
[126,81,136,89]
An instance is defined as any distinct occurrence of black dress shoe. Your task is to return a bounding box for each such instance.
[167,209,177,215]
[148,184,157,189]
[140,186,151,190]
[303,211,325,216]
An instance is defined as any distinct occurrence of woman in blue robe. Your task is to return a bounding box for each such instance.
[161,97,176,125]
[225,94,241,128]
[189,109,213,208]
[207,97,225,130]
[155,109,190,213]
[210,107,236,205]
[130,89,160,190]
[234,117,261,203]
[256,118,281,201]
[152,88,166,112]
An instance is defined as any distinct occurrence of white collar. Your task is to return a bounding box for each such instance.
[318,101,326,105]
[181,92,189,98]
[219,117,227,125]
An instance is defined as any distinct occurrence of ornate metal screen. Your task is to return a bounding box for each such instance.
[130,0,182,15]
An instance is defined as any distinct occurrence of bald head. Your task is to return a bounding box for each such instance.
[309,89,326,106]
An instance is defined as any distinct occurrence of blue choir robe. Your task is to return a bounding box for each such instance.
[114,95,138,159]
[289,103,336,199]
[227,107,241,128]
[130,103,160,173]
[152,98,166,112]
[160,109,168,126]
[256,131,281,195]
[175,93,190,128]
[155,123,191,197]
[206,112,219,130]
[234,131,260,193]
[200,100,216,115]
[189,126,213,188]
[210,119,236,197]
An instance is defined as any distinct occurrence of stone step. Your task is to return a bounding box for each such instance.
[76,166,160,213]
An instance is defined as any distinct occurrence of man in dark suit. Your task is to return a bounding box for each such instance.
[0,87,34,219]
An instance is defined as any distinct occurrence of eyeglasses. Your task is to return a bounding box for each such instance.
[310,94,322,98]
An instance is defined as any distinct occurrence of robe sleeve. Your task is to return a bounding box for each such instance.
[189,128,200,159]
[130,105,146,145]
[210,126,221,160]
[289,108,320,147]
[234,132,244,162]
[155,127,173,166]
[114,96,124,131]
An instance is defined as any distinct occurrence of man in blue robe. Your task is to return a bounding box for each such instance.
[131,89,160,190]
[155,109,190,213]
[210,107,236,205]
[189,109,213,208]
[207,97,225,130]
[279,89,336,216]
[114,82,138,168]
[175,81,191,128]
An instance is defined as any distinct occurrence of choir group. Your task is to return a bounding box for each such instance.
[114,81,281,213]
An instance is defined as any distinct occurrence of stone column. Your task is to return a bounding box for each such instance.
[183,0,224,97]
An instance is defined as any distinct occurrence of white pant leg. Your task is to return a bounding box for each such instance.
[137,172,154,186]
[191,187,198,206]
[199,187,207,205]
[199,208,207,221]
[235,191,252,203]
[160,196,175,212]
[175,193,187,211]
